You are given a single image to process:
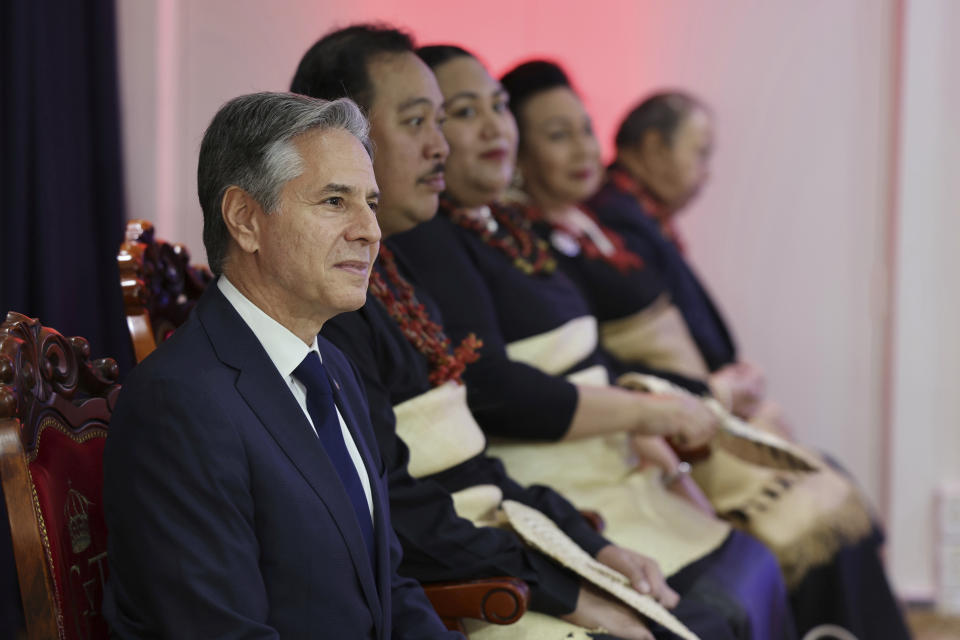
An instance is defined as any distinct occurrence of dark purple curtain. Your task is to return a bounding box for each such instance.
[1,0,131,369]
[1,0,130,630]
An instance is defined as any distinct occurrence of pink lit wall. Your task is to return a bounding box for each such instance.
[345,0,648,164]
[117,0,652,244]
[117,0,959,600]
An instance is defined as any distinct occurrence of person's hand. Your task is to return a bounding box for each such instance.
[732,360,766,417]
[710,361,765,419]
[657,392,719,450]
[630,434,680,473]
[595,545,680,609]
[560,584,655,640]
[631,435,716,516]
[750,400,796,440]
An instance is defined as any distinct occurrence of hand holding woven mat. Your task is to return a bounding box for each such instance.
[617,372,821,472]
[501,500,700,640]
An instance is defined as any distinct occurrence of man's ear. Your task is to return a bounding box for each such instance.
[221,186,262,255]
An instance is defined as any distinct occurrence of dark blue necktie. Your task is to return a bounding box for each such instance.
[293,351,375,565]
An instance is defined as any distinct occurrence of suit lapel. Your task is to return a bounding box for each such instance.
[197,287,383,631]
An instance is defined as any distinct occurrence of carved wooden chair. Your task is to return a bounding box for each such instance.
[117,219,213,363]
[0,312,120,639]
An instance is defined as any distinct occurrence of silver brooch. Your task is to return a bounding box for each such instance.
[550,229,581,257]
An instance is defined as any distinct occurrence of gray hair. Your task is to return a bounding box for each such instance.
[197,92,372,275]
[615,91,706,151]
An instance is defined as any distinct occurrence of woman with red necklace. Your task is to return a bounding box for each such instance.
[499,60,910,640]
[388,44,797,640]
[498,62,709,386]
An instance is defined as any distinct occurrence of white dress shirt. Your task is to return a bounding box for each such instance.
[218,277,374,517]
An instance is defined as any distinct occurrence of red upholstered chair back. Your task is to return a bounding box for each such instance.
[0,312,120,640]
[117,219,213,363]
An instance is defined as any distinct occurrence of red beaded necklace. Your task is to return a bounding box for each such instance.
[441,197,557,276]
[368,245,482,387]
[608,166,687,254]
[524,204,644,274]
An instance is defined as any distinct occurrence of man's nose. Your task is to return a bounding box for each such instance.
[426,122,449,161]
[348,205,382,244]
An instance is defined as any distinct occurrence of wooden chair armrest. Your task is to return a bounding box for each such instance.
[580,509,606,533]
[422,576,529,631]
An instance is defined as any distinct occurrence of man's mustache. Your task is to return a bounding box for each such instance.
[419,163,446,180]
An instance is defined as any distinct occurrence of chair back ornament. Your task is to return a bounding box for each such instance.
[117,219,213,363]
[0,311,120,640]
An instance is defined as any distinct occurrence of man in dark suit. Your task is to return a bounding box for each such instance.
[102,92,461,639]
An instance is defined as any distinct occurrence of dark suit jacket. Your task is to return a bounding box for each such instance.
[102,284,459,639]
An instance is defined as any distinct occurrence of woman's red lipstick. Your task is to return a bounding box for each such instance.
[480,149,508,161]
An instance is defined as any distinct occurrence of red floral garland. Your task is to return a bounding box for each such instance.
[608,166,687,254]
[441,198,557,276]
[368,245,482,387]
[523,204,644,274]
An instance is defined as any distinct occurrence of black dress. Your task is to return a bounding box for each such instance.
[529,214,665,326]
[390,207,797,640]
[586,170,912,640]
[587,166,736,372]
[390,213,708,443]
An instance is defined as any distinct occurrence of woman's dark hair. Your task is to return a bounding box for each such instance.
[615,92,705,150]
[500,60,572,130]
[416,45,475,70]
[290,24,414,112]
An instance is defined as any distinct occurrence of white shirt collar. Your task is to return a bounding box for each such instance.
[217,276,320,379]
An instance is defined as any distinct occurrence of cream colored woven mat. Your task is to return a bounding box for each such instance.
[617,372,822,472]
[502,500,699,640]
